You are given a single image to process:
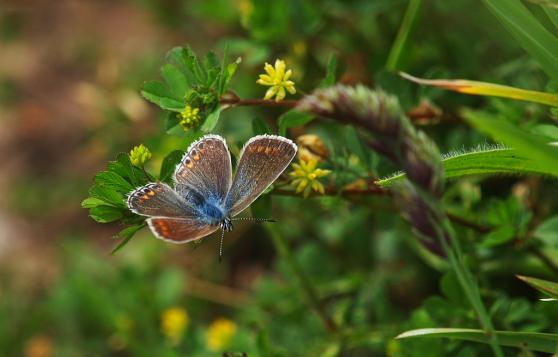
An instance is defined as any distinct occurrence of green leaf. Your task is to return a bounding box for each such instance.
[533,215,558,246]
[542,5,558,31]
[252,118,272,135]
[483,0,558,82]
[481,225,516,248]
[161,63,188,98]
[80,197,105,209]
[141,81,184,112]
[531,124,558,140]
[108,153,136,184]
[320,54,337,87]
[111,224,145,254]
[166,46,196,84]
[159,150,183,183]
[278,110,314,136]
[528,0,558,8]
[200,107,222,132]
[89,205,124,223]
[89,185,125,208]
[113,224,144,240]
[164,111,180,133]
[94,171,134,194]
[115,153,146,186]
[397,328,558,353]
[463,110,558,176]
[377,147,556,187]
[517,275,558,300]
[204,51,220,69]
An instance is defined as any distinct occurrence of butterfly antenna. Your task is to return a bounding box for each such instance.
[219,229,225,263]
[231,217,276,223]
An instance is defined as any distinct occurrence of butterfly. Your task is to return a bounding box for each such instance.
[127,134,297,258]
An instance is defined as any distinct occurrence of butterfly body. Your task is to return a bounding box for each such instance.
[127,134,297,246]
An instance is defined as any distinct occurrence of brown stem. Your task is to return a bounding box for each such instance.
[219,96,445,123]
[272,185,387,198]
[272,186,495,235]
[220,98,298,108]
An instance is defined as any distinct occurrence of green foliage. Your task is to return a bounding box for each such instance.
[83,150,185,251]
[141,45,240,134]
[483,0,558,82]
[463,110,558,176]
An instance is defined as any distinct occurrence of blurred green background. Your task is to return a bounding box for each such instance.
[1,0,558,356]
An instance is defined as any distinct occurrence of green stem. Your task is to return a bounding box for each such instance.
[265,225,338,334]
[386,0,422,71]
[439,219,504,357]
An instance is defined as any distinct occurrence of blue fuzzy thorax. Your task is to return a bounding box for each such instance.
[198,197,227,225]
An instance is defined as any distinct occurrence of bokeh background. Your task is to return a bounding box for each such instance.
[1,0,557,356]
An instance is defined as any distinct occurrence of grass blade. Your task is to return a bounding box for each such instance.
[377,146,556,187]
[463,110,558,177]
[517,275,558,299]
[400,72,558,106]
[483,0,558,82]
[397,328,558,353]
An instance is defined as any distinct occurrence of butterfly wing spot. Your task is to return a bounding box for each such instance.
[154,220,171,238]
[148,217,219,243]
[127,182,199,218]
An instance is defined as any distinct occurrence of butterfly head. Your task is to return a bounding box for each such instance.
[220,217,233,232]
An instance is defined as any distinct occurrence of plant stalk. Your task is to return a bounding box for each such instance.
[266,225,338,334]
[386,0,423,71]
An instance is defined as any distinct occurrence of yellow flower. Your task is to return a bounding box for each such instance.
[289,158,331,198]
[178,105,201,130]
[129,144,152,166]
[206,318,237,352]
[256,59,296,102]
[161,307,189,345]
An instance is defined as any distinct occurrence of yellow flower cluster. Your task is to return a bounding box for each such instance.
[206,318,237,352]
[161,307,189,346]
[289,158,331,198]
[129,144,152,167]
[179,105,201,130]
[256,59,296,102]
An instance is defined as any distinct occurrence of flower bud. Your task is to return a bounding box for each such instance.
[129,144,152,166]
